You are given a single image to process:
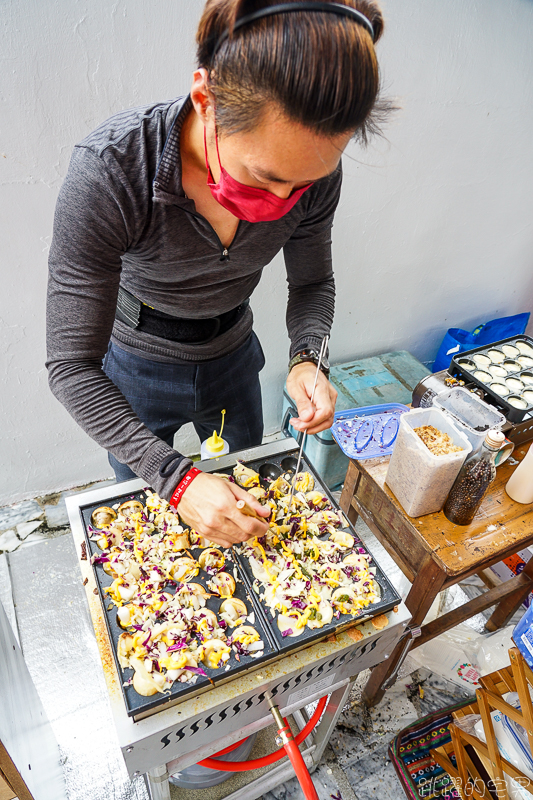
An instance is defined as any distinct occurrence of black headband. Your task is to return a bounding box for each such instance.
[212,2,375,57]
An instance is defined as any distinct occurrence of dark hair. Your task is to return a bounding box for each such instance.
[196,0,391,142]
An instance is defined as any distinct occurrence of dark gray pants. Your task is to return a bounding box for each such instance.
[103,333,265,481]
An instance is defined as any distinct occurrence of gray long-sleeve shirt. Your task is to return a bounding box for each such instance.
[46,95,341,499]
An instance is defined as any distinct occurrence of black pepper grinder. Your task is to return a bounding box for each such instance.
[443,429,505,526]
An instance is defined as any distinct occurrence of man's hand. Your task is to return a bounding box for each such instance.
[286,362,337,435]
[177,472,270,548]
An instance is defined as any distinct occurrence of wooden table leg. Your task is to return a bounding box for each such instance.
[340,461,361,526]
[362,556,446,708]
[485,556,533,632]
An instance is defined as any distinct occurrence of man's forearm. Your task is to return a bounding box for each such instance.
[286,275,335,358]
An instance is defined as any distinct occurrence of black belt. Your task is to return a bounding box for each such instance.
[115,287,249,345]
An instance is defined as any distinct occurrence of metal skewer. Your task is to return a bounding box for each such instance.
[286,335,329,515]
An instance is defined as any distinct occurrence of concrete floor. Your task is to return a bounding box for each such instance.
[0,481,504,800]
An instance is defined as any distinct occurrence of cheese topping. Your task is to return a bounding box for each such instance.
[232,464,379,633]
[90,494,264,697]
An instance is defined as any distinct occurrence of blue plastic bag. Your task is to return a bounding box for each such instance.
[432,312,530,373]
[513,603,533,670]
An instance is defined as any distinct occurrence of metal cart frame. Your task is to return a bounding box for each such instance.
[66,440,410,800]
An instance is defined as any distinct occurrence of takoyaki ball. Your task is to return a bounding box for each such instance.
[164,651,199,682]
[331,587,358,615]
[144,491,170,514]
[342,553,369,569]
[91,506,117,528]
[207,572,236,597]
[103,523,129,547]
[231,625,262,651]
[130,655,160,696]
[199,639,231,669]
[313,539,337,557]
[196,609,223,640]
[198,548,225,573]
[102,552,118,576]
[329,530,354,550]
[277,613,305,637]
[118,500,144,517]
[117,632,134,667]
[116,603,139,629]
[294,472,314,492]
[305,491,328,509]
[177,583,209,610]
[181,582,209,598]
[247,486,267,501]
[154,511,183,532]
[269,476,291,496]
[307,601,334,629]
[233,463,260,488]
[189,530,216,548]
[219,598,248,626]
[166,529,190,551]
[168,557,199,582]
[95,530,115,551]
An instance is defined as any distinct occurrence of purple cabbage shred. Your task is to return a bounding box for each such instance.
[187,666,208,677]
[167,641,187,651]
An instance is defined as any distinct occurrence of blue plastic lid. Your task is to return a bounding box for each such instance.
[331,403,409,460]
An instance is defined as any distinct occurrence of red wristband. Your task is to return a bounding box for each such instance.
[170,467,202,508]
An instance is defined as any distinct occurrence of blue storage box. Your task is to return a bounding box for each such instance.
[281,350,429,489]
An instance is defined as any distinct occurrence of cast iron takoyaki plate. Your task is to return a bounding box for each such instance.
[78,449,400,720]
[79,488,278,721]
[215,450,401,654]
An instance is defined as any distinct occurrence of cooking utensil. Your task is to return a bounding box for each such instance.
[286,335,329,513]
[235,499,263,520]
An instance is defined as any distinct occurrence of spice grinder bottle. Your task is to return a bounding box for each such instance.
[443,430,505,525]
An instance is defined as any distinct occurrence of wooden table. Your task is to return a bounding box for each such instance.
[340,441,533,708]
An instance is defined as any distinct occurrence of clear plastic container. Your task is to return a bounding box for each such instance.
[385,408,471,517]
[432,387,506,454]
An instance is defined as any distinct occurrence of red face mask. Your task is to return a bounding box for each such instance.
[204,127,312,223]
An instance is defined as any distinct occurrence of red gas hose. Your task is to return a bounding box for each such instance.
[198,694,327,771]
[280,734,319,800]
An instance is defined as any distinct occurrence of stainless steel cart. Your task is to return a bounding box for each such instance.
[66,439,410,800]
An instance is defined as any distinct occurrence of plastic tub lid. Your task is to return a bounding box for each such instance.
[331,403,409,460]
[433,386,506,434]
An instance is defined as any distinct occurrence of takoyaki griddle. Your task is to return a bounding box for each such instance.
[78,446,400,720]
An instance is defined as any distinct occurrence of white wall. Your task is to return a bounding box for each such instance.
[2,0,533,505]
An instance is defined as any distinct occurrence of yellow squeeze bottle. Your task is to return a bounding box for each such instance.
[200,410,230,460]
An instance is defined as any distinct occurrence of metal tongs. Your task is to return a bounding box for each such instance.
[286,335,329,514]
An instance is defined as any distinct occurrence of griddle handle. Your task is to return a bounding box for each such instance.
[281,405,304,446]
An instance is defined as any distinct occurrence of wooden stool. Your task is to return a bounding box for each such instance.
[339,442,533,708]
[432,647,533,799]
